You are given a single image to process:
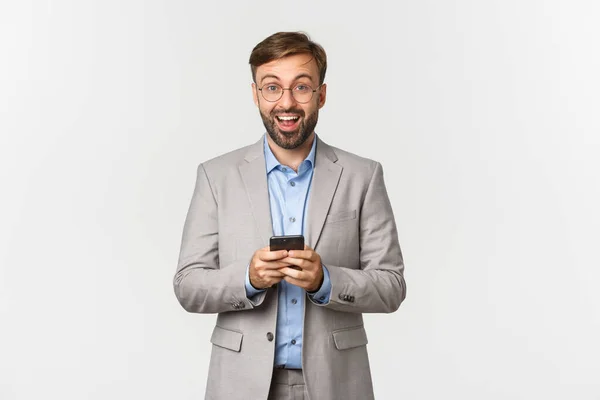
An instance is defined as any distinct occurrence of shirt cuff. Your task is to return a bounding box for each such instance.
[307,265,331,303]
[245,264,266,299]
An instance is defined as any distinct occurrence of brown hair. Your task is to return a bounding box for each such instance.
[249,32,327,85]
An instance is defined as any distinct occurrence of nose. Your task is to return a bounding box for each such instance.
[278,88,298,109]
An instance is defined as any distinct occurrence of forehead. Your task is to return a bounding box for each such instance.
[256,53,319,82]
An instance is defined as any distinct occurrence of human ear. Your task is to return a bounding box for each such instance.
[317,83,327,109]
[252,82,259,107]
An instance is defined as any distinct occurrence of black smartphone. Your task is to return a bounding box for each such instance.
[269,235,305,251]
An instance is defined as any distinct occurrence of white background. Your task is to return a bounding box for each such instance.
[1,1,599,399]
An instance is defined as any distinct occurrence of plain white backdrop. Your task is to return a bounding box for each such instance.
[1,1,599,399]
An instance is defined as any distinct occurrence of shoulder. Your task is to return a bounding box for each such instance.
[203,145,250,169]
[321,140,380,177]
[197,139,261,179]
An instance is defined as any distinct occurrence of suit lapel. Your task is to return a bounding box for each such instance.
[238,136,273,247]
[305,137,342,250]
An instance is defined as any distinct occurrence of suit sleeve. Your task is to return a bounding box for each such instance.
[173,163,267,314]
[312,162,406,313]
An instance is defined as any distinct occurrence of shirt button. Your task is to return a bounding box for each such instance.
[282,167,287,172]
[291,298,297,304]
[267,332,274,341]
[320,296,325,301]
[289,217,296,223]
[289,181,295,187]
[291,339,297,345]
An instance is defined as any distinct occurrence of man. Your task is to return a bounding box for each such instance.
[174,31,406,400]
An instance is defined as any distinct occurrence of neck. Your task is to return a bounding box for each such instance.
[267,133,315,172]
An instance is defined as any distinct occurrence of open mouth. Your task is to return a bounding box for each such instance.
[275,115,301,131]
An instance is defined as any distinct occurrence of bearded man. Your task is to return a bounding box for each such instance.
[174,31,406,400]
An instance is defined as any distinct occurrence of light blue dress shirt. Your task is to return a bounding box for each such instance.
[245,134,332,369]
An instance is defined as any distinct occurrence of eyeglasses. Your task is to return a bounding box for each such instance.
[258,83,321,103]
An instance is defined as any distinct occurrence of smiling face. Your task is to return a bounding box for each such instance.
[252,53,327,150]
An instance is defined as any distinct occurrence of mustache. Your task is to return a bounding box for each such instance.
[270,108,305,117]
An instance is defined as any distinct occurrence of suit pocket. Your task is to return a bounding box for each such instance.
[332,325,368,350]
[326,209,357,224]
[210,325,243,352]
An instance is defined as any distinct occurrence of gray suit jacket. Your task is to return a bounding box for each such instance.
[174,135,406,400]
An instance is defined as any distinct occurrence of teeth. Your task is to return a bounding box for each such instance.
[277,116,299,121]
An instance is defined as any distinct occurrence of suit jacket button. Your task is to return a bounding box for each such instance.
[239,302,246,309]
[339,293,345,301]
[349,296,355,302]
[267,332,274,341]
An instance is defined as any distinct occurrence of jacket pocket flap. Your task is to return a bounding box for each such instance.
[326,209,357,223]
[332,325,368,350]
[210,325,243,352]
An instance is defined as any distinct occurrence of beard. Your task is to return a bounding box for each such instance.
[259,107,318,150]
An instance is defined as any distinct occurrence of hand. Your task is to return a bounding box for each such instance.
[279,245,324,292]
[249,246,290,289]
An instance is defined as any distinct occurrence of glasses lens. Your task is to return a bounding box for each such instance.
[292,84,314,103]
[261,84,282,101]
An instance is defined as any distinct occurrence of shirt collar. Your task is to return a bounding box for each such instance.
[263,133,317,174]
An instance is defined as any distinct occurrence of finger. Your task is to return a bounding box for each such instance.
[304,244,316,252]
[254,277,284,290]
[281,257,310,269]
[260,250,288,261]
[252,270,285,286]
[260,269,286,278]
[258,260,293,270]
[282,275,308,288]
[284,244,311,259]
[279,266,304,279]
[287,249,317,261]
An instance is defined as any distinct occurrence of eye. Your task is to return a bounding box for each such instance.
[295,84,311,92]
[264,85,280,92]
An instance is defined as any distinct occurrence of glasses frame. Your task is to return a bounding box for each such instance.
[257,83,323,104]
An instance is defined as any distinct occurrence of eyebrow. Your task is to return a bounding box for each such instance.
[260,73,315,84]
